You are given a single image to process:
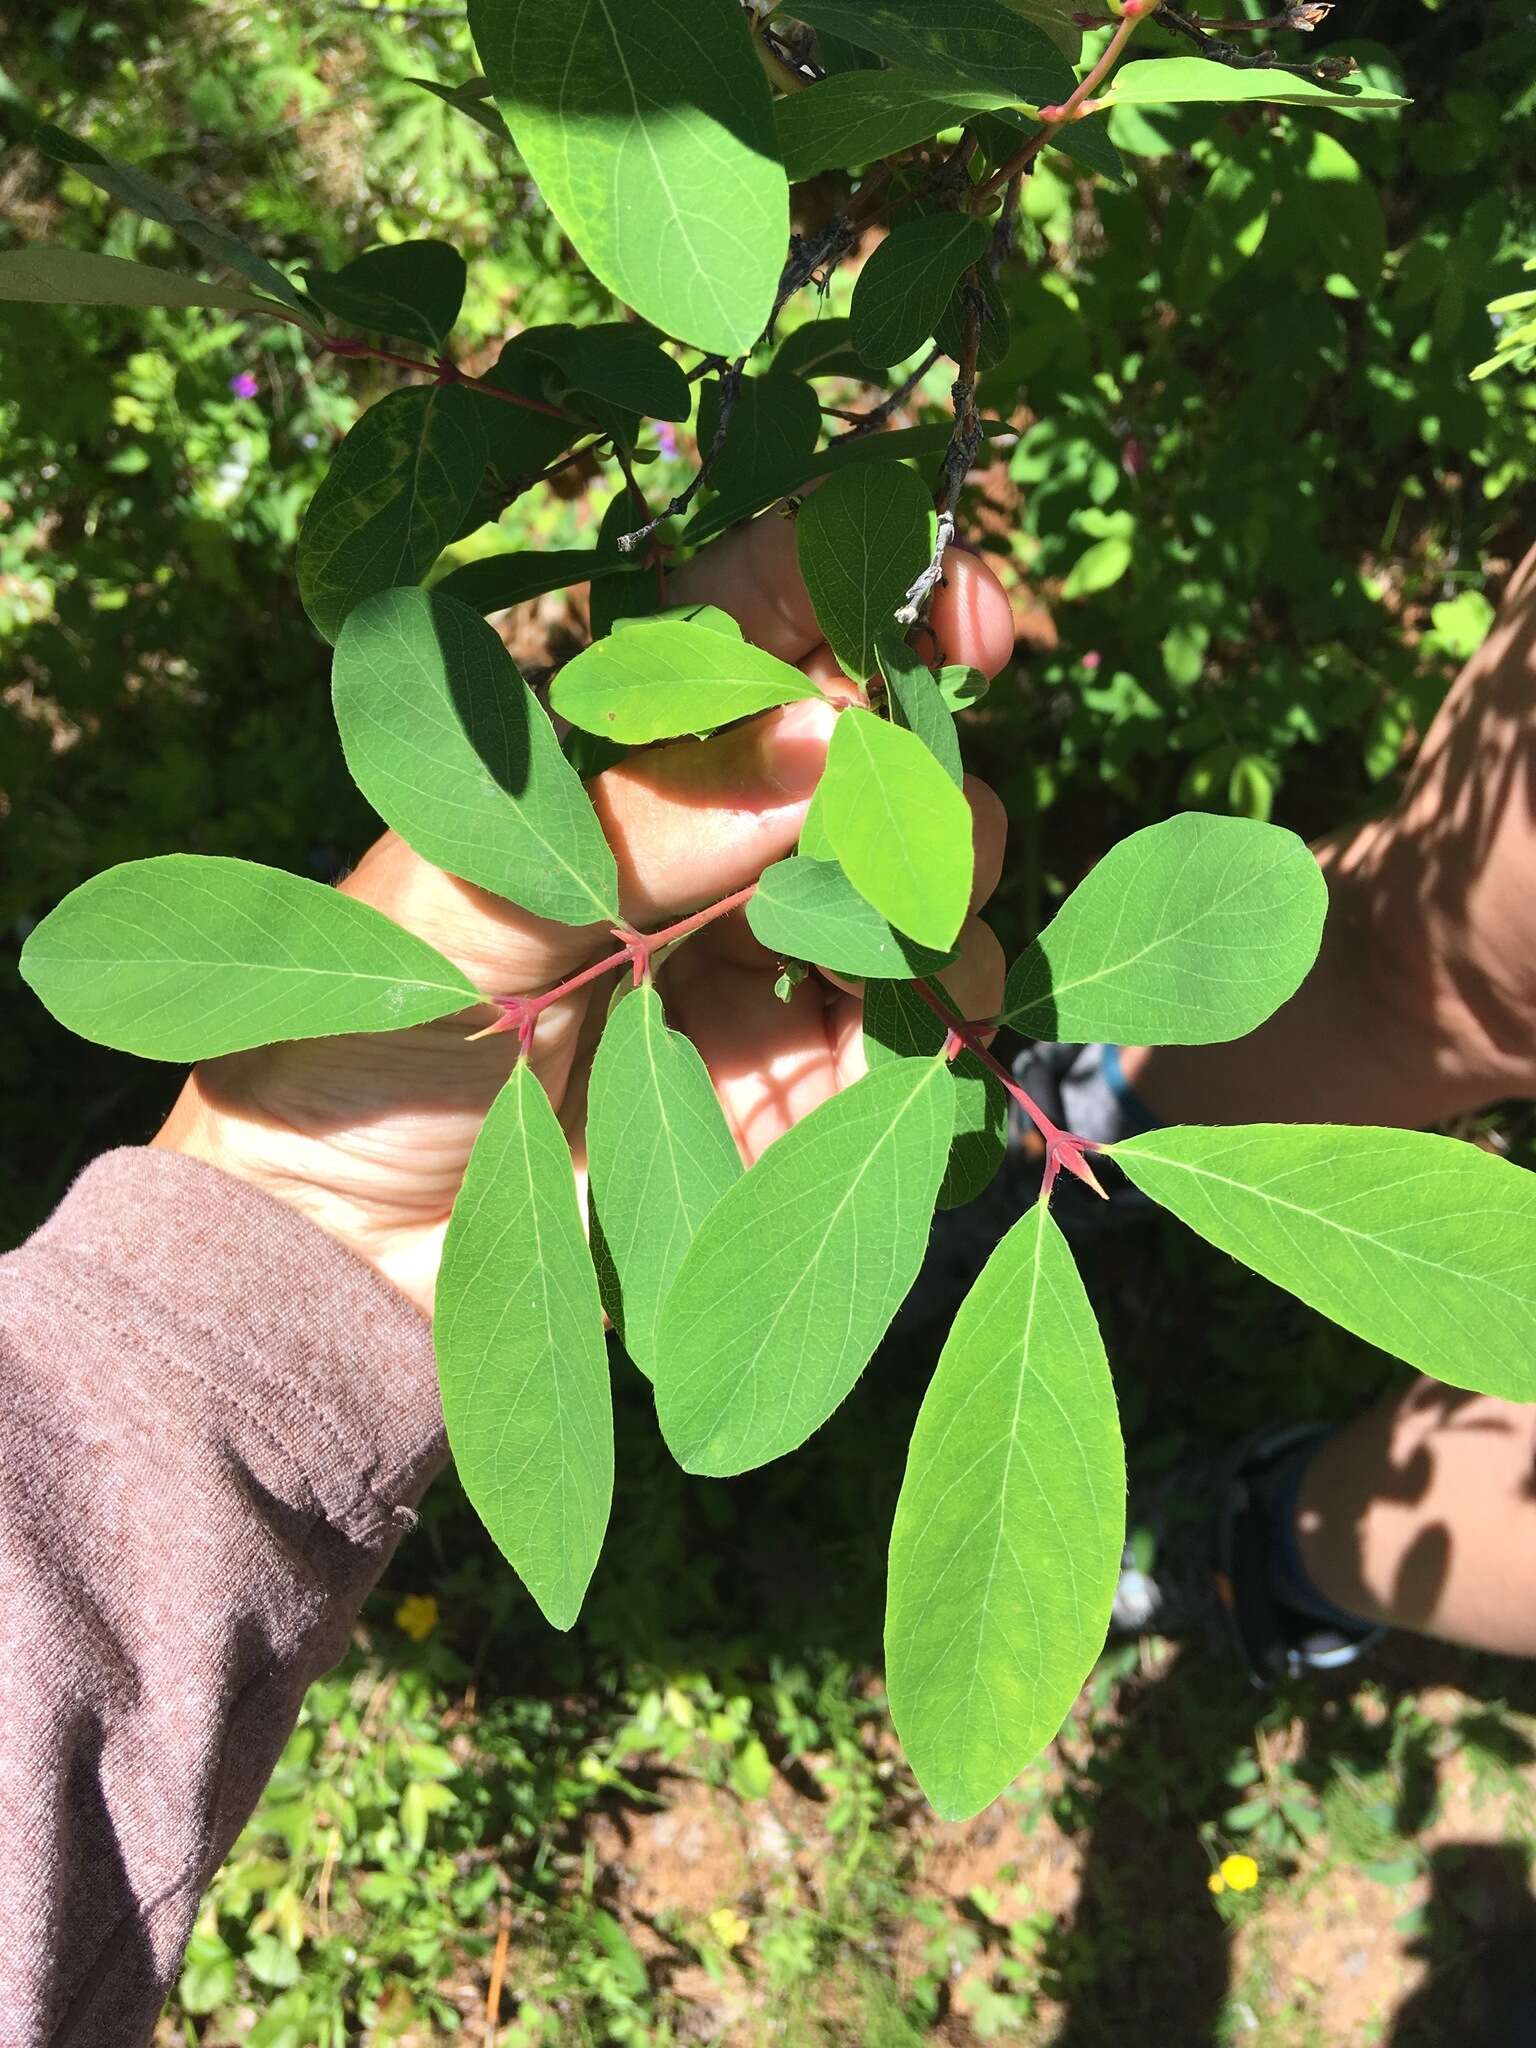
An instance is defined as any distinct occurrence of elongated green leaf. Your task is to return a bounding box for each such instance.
[790,0,1074,104]
[0,246,305,319]
[747,856,955,979]
[797,783,836,860]
[655,1057,954,1474]
[1103,56,1410,109]
[550,617,817,743]
[852,215,990,369]
[998,0,1081,61]
[775,71,1014,183]
[436,1061,612,1628]
[406,73,514,143]
[303,241,467,349]
[18,855,478,1060]
[587,985,743,1378]
[297,386,489,644]
[1001,813,1326,1045]
[773,315,890,380]
[863,979,1006,1208]
[520,323,692,423]
[33,122,312,313]
[886,1204,1124,1820]
[822,709,975,950]
[433,548,626,613]
[333,587,620,924]
[686,420,1008,544]
[470,0,788,354]
[797,462,935,677]
[698,373,822,500]
[875,627,963,785]
[1116,1125,1536,1403]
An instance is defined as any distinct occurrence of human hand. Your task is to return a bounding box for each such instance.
[155,515,1015,1314]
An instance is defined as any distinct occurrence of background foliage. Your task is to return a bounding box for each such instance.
[4,0,1536,2038]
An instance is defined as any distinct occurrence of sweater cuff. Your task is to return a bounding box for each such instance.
[27,1147,445,1544]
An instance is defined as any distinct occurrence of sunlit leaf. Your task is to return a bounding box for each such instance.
[796,461,935,677]
[436,1061,612,1629]
[1117,1125,1536,1402]
[586,985,743,1378]
[18,855,478,1060]
[1103,55,1410,108]
[875,627,963,785]
[746,856,956,978]
[1001,813,1326,1045]
[886,1204,1123,1820]
[0,247,305,320]
[863,978,1007,1208]
[821,709,974,950]
[550,616,818,742]
[654,1057,954,1474]
[789,0,1074,104]
[333,587,620,924]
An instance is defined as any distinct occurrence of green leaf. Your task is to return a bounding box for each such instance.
[935,263,1010,371]
[302,241,467,350]
[297,386,489,644]
[654,1057,954,1474]
[746,856,955,979]
[686,420,1007,545]
[796,462,935,678]
[797,784,836,860]
[433,548,625,614]
[590,487,666,641]
[31,122,312,313]
[1103,56,1410,109]
[774,315,891,380]
[550,616,818,743]
[0,246,306,320]
[998,0,1081,61]
[1001,814,1326,1044]
[18,855,479,1060]
[821,709,975,950]
[586,985,743,1378]
[851,214,990,370]
[775,71,1015,183]
[470,331,585,488]
[875,627,963,785]
[332,587,620,925]
[436,1062,612,1628]
[469,0,788,354]
[698,373,822,500]
[789,0,1074,104]
[1044,110,1127,186]
[1115,1126,1536,1403]
[886,1204,1124,1820]
[406,73,514,143]
[863,979,1006,1208]
[520,322,692,423]
[1061,533,1133,599]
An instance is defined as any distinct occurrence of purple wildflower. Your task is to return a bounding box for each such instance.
[229,371,259,400]
[655,422,679,460]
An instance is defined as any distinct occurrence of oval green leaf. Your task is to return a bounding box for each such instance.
[549,616,819,743]
[821,708,975,952]
[469,0,788,355]
[1103,55,1410,109]
[886,1204,1124,1821]
[875,626,963,785]
[302,241,467,349]
[697,373,822,501]
[776,71,1016,184]
[297,385,489,644]
[18,854,479,1060]
[1115,1124,1536,1404]
[789,0,1074,104]
[0,247,306,320]
[333,587,620,925]
[863,978,1007,1209]
[654,1057,955,1475]
[432,548,623,614]
[797,461,936,679]
[586,985,743,1378]
[1000,813,1327,1045]
[851,214,990,369]
[436,1061,613,1629]
[747,856,956,979]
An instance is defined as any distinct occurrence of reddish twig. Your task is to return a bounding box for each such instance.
[913,978,1108,1202]
[466,884,759,1056]
[319,335,574,420]
[975,6,1149,204]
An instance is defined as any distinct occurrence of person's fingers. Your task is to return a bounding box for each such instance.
[966,775,1008,911]
[674,512,1016,677]
[589,695,836,925]
[827,915,1006,1091]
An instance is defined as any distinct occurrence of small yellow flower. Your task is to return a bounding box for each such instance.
[394,1594,439,1641]
[707,1906,750,1951]
[1220,1854,1260,1893]
[1207,1872,1227,1895]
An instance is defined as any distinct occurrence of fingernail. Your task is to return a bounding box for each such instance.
[761,697,838,799]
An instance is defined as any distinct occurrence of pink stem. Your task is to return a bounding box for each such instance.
[319,336,574,421]
[913,980,1108,1201]
[976,7,1147,200]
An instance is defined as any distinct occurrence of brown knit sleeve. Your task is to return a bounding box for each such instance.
[0,1148,445,2047]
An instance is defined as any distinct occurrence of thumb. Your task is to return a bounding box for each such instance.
[588,694,837,925]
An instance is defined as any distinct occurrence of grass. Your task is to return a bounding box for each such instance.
[152,1197,1536,2046]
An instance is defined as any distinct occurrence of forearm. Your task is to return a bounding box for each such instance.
[0,1149,442,2047]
